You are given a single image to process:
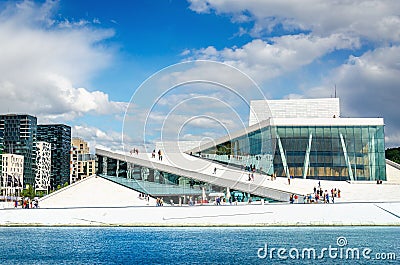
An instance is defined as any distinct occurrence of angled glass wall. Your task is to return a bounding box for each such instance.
[96,154,226,204]
[198,125,386,181]
[95,154,273,203]
[197,126,275,175]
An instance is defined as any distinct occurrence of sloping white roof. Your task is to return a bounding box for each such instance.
[39,175,155,208]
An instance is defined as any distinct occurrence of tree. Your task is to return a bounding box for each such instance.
[386,147,400,164]
[21,185,35,199]
[36,191,45,198]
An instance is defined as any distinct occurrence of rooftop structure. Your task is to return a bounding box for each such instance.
[195,98,385,182]
[249,98,340,126]
[155,140,204,154]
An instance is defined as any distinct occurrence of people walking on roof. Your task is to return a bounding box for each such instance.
[325,192,330,203]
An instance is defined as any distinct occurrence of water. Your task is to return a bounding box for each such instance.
[0,227,398,264]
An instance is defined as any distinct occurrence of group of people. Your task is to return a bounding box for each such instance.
[151,149,163,161]
[288,181,343,204]
[138,193,150,202]
[244,164,257,172]
[15,198,38,209]
[130,148,139,155]
[289,194,298,204]
[156,197,164,206]
[306,184,341,204]
[130,148,164,161]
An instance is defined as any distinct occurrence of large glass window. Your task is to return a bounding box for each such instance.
[199,124,386,181]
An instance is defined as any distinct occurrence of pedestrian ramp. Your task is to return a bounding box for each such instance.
[96,148,302,202]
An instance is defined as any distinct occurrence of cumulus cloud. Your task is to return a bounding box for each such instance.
[188,0,400,42]
[0,0,125,122]
[186,0,400,146]
[186,34,359,82]
[124,88,250,150]
[305,46,400,147]
[72,125,124,152]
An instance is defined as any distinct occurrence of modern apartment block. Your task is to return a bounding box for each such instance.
[35,141,51,193]
[0,114,37,187]
[1,154,24,197]
[70,138,95,183]
[37,124,71,189]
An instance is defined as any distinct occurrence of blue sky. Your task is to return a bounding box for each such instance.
[0,0,400,150]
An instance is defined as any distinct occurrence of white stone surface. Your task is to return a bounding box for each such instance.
[0,202,399,226]
[249,98,340,126]
[386,161,400,184]
[1,176,399,226]
[39,175,156,208]
[97,148,400,203]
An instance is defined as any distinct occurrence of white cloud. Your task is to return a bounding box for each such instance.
[122,60,268,148]
[72,125,124,152]
[186,0,400,147]
[304,46,400,146]
[186,34,359,82]
[0,0,125,122]
[188,0,400,42]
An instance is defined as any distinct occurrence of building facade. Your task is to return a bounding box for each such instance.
[94,98,387,205]
[0,114,37,187]
[1,154,24,197]
[194,98,386,181]
[35,141,51,193]
[37,124,71,189]
[70,138,95,183]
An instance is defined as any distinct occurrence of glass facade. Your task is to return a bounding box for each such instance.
[96,154,226,204]
[198,125,386,181]
[96,154,270,204]
[198,126,275,175]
